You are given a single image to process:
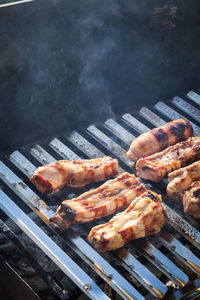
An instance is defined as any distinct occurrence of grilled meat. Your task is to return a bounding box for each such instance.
[136,137,200,182]
[88,190,166,252]
[183,181,200,218]
[30,156,119,194]
[127,119,193,161]
[51,173,146,230]
[167,161,200,201]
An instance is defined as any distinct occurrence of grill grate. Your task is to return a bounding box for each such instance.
[0,90,200,299]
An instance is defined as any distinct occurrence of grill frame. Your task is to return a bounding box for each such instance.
[0,90,200,299]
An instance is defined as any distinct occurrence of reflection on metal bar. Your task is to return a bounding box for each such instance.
[0,190,109,300]
[122,114,150,133]
[104,119,135,145]
[159,231,200,275]
[68,131,104,158]
[139,107,166,127]
[0,161,57,223]
[87,125,133,167]
[172,96,200,122]
[117,248,167,298]
[49,138,80,160]
[30,144,55,165]
[10,150,36,178]
[154,101,200,136]
[142,241,189,287]
[187,91,200,106]
[7,154,145,300]
[68,131,124,173]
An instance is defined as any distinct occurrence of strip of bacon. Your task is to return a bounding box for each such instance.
[136,137,200,182]
[30,156,119,194]
[127,119,193,161]
[87,190,166,252]
[50,173,146,230]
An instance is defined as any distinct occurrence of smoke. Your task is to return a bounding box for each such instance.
[0,0,200,152]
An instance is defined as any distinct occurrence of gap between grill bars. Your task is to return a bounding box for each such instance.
[0,90,200,299]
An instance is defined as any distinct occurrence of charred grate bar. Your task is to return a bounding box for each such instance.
[0,90,200,299]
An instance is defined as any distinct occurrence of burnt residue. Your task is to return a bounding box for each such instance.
[117,227,135,245]
[91,233,109,252]
[80,200,89,206]
[18,182,27,189]
[193,189,200,198]
[147,191,157,202]
[169,121,187,140]
[160,230,173,243]
[141,166,152,171]
[99,232,109,248]
[152,128,168,149]
[121,179,132,187]
[58,203,76,221]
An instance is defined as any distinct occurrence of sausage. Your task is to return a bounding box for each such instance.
[126,119,193,161]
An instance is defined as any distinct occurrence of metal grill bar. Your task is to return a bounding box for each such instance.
[49,138,80,160]
[30,144,55,164]
[67,132,128,175]
[122,114,149,134]
[159,231,200,275]
[139,107,166,127]
[0,190,109,300]
[28,145,167,297]
[104,119,135,145]
[165,206,200,250]
[87,125,132,167]
[154,101,200,136]
[140,241,188,287]
[187,91,200,105]
[117,249,167,298]
[68,131,104,158]
[1,157,144,300]
[172,96,200,122]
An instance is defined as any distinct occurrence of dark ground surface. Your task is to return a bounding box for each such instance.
[0,0,200,153]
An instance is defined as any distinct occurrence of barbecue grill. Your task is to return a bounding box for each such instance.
[0,89,200,300]
[1,1,200,299]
